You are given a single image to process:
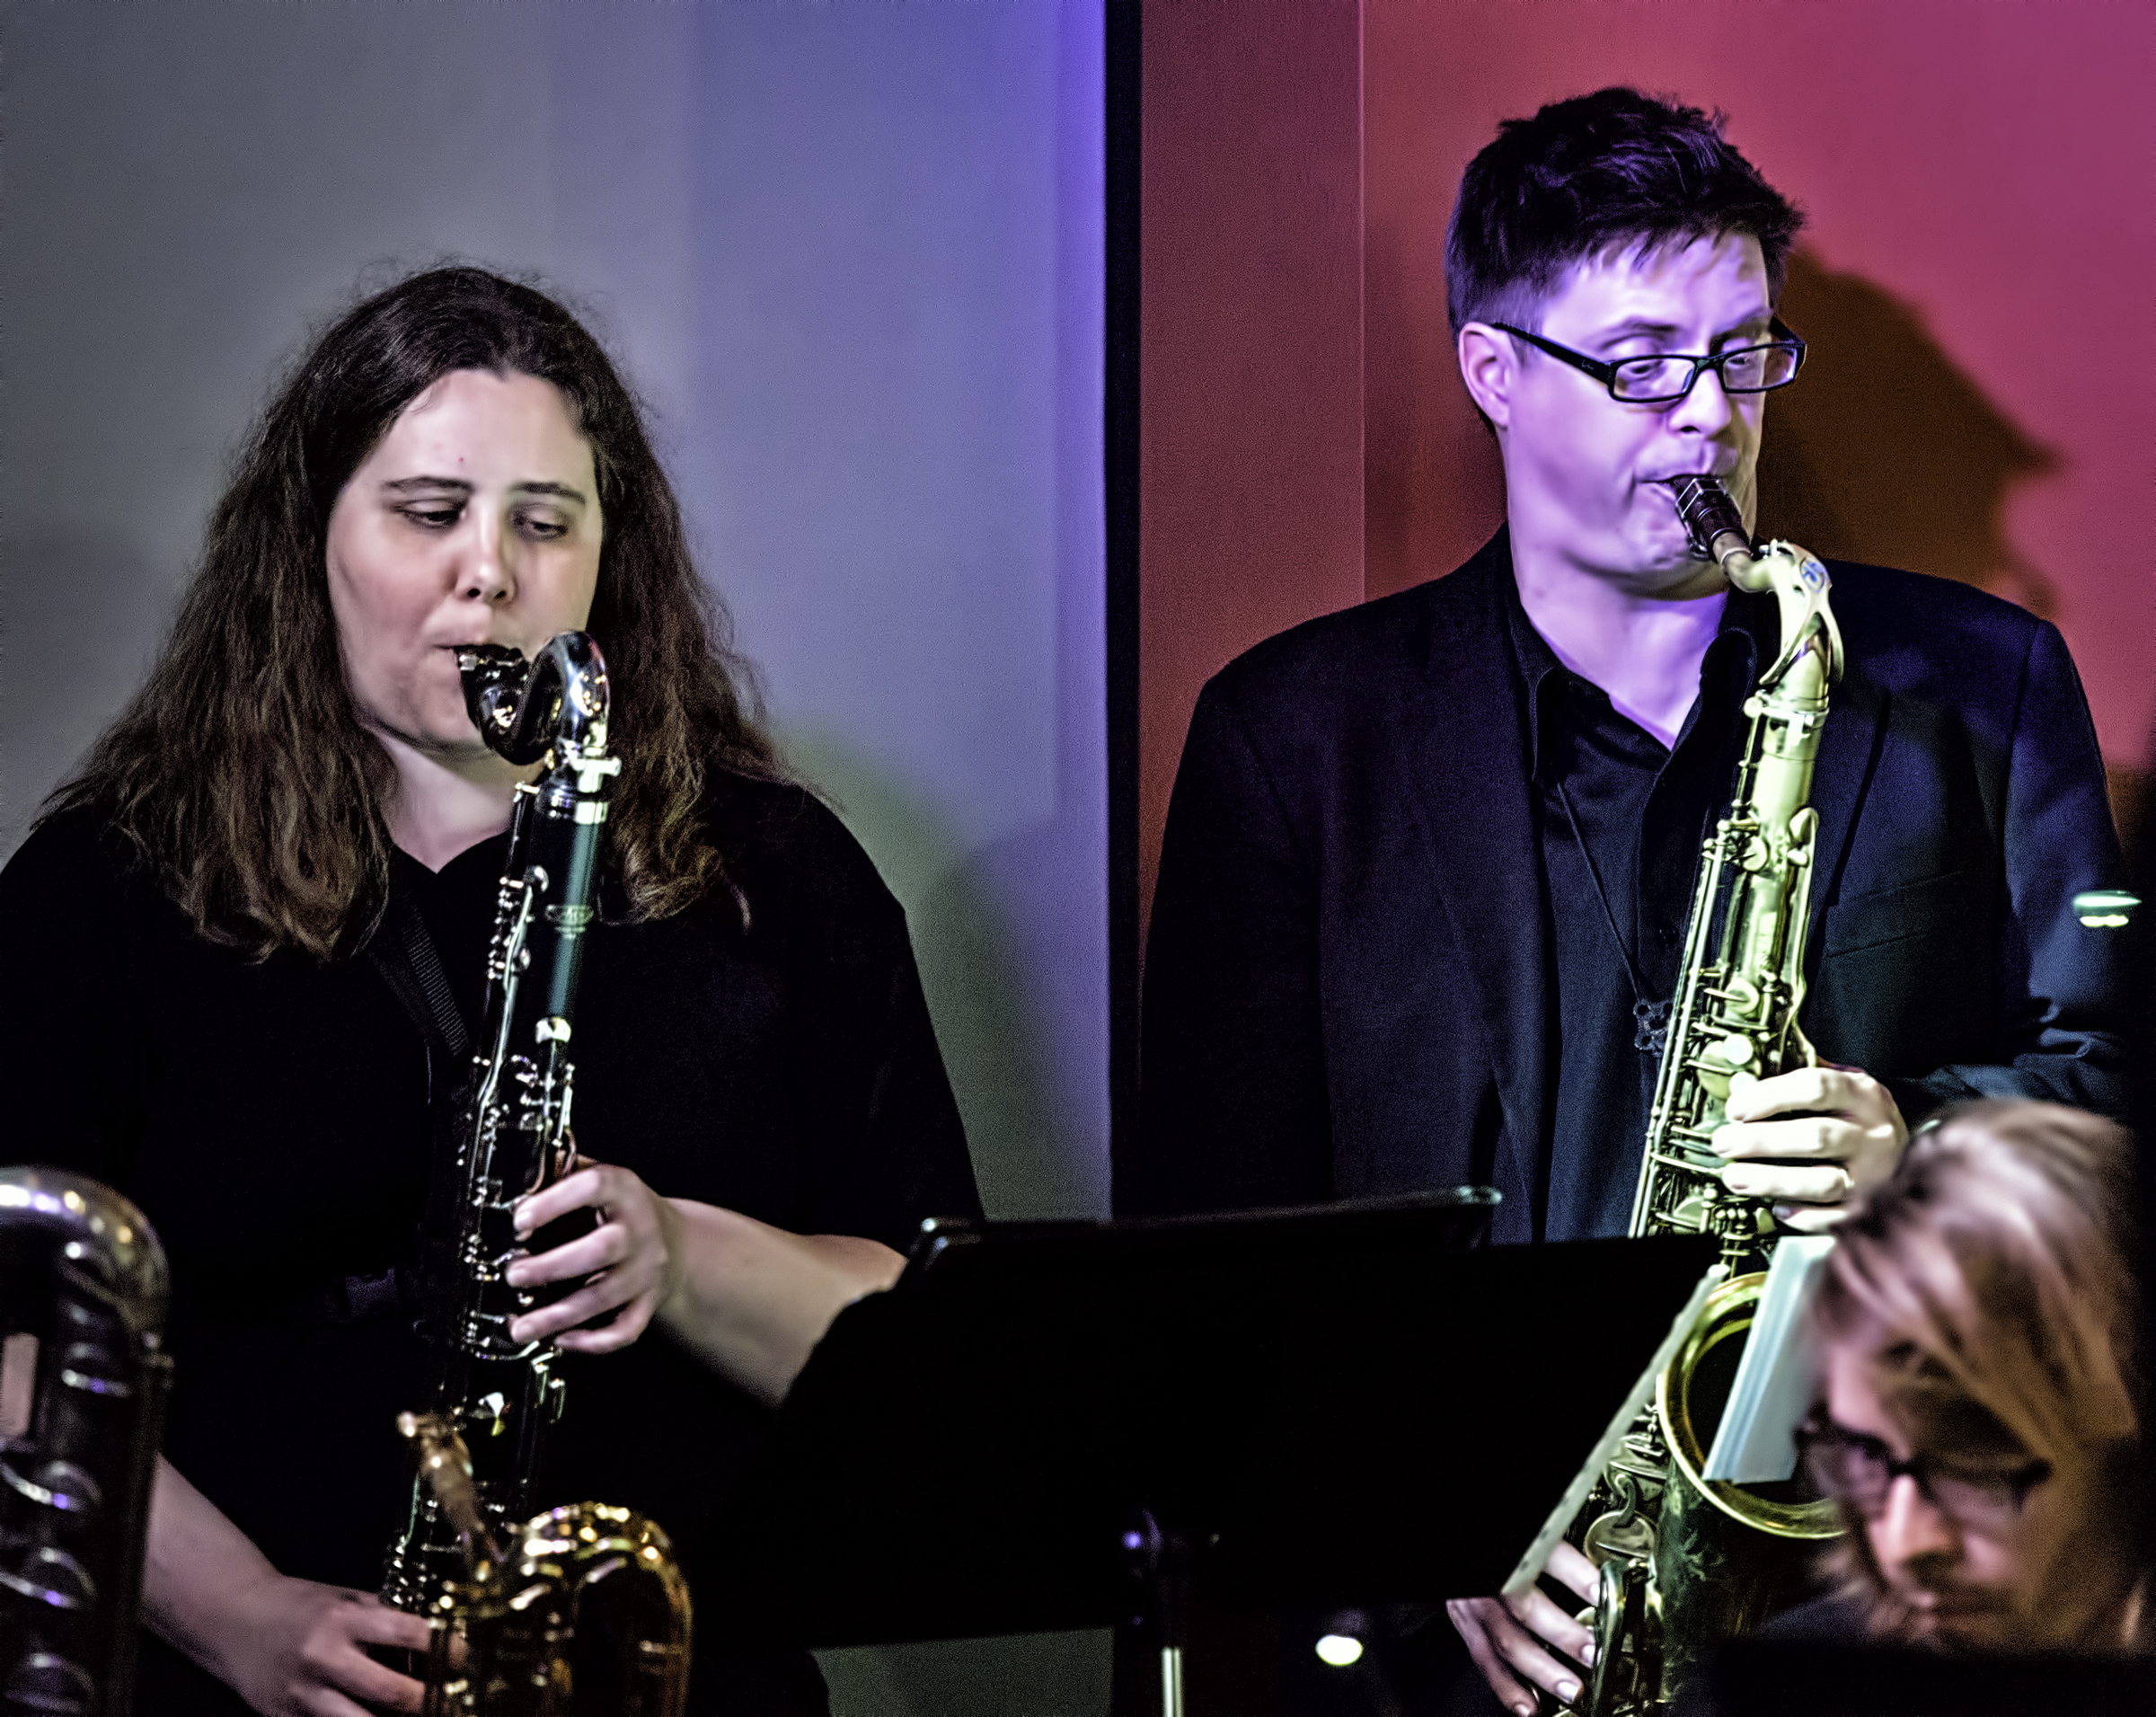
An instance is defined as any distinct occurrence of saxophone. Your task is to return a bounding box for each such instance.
[1575,476,1843,1714]
[0,1168,172,1717]
[381,633,691,1714]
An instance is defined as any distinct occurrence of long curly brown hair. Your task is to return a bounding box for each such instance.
[46,266,779,959]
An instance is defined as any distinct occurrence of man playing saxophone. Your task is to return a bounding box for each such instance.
[1124,88,2132,1714]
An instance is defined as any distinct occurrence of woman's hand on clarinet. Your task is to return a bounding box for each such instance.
[506,1163,906,1402]
[505,1158,685,1353]
[144,1458,432,1716]
[1447,1540,1601,1715]
[220,1579,432,1716]
[1710,1061,1908,1233]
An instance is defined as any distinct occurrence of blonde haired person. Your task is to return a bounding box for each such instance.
[1786,1099,2144,1652]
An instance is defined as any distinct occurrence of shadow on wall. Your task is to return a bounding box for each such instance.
[1363,248,2068,614]
[1758,252,2058,617]
[1758,252,2156,841]
[777,731,1091,1226]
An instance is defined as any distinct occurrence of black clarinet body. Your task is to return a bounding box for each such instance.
[381,632,621,1615]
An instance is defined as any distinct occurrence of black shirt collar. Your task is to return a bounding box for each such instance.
[1503,562,1774,780]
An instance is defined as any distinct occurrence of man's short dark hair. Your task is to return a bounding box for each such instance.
[1445,87,1806,337]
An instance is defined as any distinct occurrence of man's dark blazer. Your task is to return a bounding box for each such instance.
[1125,529,2131,1242]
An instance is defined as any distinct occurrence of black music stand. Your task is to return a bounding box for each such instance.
[701,1192,1718,1709]
[1704,1638,2155,1716]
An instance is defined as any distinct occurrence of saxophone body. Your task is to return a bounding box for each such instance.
[1579,476,1843,1714]
[381,633,691,1715]
[0,1168,172,1717]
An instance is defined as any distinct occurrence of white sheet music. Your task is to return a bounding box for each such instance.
[1701,1235,1835,1484]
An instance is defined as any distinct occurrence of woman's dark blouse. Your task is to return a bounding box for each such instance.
[0,777,980,1713]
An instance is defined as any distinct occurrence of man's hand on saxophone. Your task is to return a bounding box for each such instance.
[1710,1062,1910,1234]
[1446,1540,1603,1716]
[1446,1065,1909,1715]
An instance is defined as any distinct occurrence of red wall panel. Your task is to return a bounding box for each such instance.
[1142,0,2153,950]
[1140,0,1365,948]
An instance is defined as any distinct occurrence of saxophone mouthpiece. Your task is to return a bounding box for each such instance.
[1664,474,1756,580]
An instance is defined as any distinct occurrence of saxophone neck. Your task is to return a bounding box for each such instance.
[398,1411,503,1570]
[1662,474,1842,694]
[1748,542,1842,699]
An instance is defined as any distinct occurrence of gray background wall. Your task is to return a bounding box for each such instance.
[0,2,1108,1709]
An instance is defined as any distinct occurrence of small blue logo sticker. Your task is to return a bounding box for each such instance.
[1799,558,1827,589]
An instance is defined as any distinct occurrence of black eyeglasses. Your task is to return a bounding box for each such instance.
[1489,318,1807,404]
[1796,1419,2051,1529]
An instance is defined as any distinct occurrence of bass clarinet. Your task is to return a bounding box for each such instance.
[381,633,690,1716]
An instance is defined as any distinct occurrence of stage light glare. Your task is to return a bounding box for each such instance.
[1315,1633,1364,1668]
[2072,889,2139,928]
